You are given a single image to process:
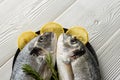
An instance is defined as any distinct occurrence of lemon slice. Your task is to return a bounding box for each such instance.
[18,31,37,50]
[40,22,64,38]
[66,26,89,44]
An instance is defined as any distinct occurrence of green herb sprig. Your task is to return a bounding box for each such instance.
[22,53,58,80]
[22,64,43,80]
[45,54,58,80]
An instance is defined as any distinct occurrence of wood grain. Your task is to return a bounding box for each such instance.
[0,0,76,67]
[1,0,120,80]
[97,29,120,80]
[0,57,13,80]
[55,0,120,79]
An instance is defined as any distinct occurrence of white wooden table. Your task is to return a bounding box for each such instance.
[0,0,120,80]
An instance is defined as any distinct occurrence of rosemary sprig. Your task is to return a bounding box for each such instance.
[45,54,58,80]
[22,53,58,80]
[22,64,43,80]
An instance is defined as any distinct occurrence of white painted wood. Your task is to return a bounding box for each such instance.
[55,0,120,51]
[0,57,13,80]
[0,0,76,67]
[0,0,120,80]
[97,29,120,80]
[54,0,120,79]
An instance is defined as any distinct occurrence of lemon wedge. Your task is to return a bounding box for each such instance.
[18,31,37,50]
[66,26,89,44]
[40,22,64,39]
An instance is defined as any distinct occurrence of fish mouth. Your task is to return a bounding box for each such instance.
[48,32,55,38]
[50,32,57,41]
[43,32,55,38]
[44,32,57,41]
[50,32,57,46]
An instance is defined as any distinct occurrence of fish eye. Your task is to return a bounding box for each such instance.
[38,36,46,42]
[70,38,77,44]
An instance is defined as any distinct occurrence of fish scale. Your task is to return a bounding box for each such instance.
[10,32,57,80]
[57,33,101,80]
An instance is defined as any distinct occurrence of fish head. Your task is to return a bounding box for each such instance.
[58,33,86,64]
[30,32,57,56]
[11,32,57,80]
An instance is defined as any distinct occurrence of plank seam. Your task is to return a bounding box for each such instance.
[0,0,78,68]
[97,27,120,53]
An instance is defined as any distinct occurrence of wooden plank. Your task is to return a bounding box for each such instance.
[0,57,13,80]
[1,0,120,80]
[54,0,120,79]
[97,29,120,80]
[0,0,76,67]
[55,0,120,51]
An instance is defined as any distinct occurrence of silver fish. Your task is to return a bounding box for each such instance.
[11,32,57,80]
[57,33,101,80]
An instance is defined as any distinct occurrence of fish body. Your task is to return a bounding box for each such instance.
[57,33,101,80]
[11,32,57,80]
